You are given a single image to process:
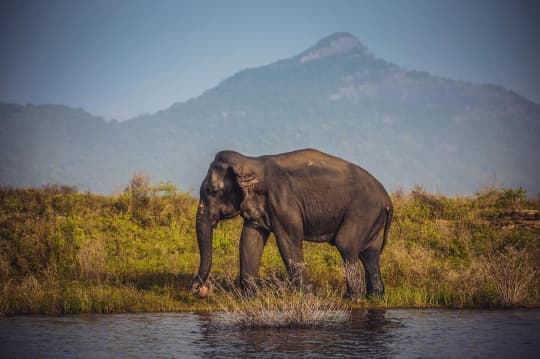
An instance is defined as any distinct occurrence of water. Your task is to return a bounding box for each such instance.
[1,309,539,358]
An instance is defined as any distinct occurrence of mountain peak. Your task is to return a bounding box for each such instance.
[298,32,368,63]
[318,32,359,44]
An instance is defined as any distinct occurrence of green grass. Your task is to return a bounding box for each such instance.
[0,176,538,315]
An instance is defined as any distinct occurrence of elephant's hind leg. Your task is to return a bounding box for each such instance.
[339,254,363,300]
[359,248,384,298]
[335,221,369,300]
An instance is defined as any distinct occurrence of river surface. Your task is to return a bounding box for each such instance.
[1,309,539,358]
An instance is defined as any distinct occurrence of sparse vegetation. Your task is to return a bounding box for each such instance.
[208,275,350,328]
[0,179,538,315]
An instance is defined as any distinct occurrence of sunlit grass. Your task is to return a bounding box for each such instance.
[0,179,538,314]
[208,274,351,328]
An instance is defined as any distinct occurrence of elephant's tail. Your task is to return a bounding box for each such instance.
[380,205,393,254]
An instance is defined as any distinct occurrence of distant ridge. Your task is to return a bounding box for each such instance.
[1,33,539,194]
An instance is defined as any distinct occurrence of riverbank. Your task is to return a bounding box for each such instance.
[1,176,539,314]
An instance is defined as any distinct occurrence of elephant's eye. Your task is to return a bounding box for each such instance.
[208,188,220,196]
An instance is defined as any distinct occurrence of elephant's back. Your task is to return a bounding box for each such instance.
[265,148,390,204]
[264,148,352,175]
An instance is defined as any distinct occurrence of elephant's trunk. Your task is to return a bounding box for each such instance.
[193,200,213,295]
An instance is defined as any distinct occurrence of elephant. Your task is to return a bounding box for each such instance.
[191,149,393,299]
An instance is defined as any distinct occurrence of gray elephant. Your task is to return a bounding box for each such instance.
[191,149,393,299]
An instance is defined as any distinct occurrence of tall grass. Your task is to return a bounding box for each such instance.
[0,179,538,314]
[209,274,350,328]
[480,247,538,307]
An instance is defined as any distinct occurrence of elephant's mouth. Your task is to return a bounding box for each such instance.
[241,208,271,230]
[219,210,240,221]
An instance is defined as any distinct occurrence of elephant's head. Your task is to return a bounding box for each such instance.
[192,151,266,297]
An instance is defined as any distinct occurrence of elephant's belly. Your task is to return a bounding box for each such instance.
[302,208,345,243]
[304,233,335,243]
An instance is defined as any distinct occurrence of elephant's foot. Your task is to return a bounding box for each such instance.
[240,277,260,297]
[342,289,362,301]
[241,286,258,298]
[365,284,385,300]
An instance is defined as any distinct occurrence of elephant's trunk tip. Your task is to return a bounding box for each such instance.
[191,278,210,298]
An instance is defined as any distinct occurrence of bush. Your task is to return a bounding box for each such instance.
[476,187,527,218]
[479,247,538,307]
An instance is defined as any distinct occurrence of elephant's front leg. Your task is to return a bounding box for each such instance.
[273,229,306,289]
[239,221,269,294]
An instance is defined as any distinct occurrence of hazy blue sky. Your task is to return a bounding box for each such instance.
[1,0,539,120]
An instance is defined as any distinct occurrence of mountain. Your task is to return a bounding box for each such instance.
[1,32,539,194]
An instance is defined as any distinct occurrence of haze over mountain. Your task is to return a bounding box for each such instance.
[1,33,539,195]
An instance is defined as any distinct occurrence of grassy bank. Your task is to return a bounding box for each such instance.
[1,175,539,314]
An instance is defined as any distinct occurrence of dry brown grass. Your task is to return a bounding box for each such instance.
[19,275,45,312]
[209,274,351,328]
[479,247,538,307]
[78,237,106,282]
[383,241,445,287]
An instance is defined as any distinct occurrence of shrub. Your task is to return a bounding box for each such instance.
[476,187,527,218]
[479,247,537,307]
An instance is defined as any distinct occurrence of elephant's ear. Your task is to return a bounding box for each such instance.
[230,163,267,226]
[232,165,258,190]
[230,162,259,199]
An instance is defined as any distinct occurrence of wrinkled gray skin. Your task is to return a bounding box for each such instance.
[192,149,393,299]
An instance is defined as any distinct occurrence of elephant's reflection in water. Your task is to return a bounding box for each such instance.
[194,309,402,358]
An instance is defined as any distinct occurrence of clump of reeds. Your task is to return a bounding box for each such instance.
[480,247,538,307]
[209,274,351,328]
